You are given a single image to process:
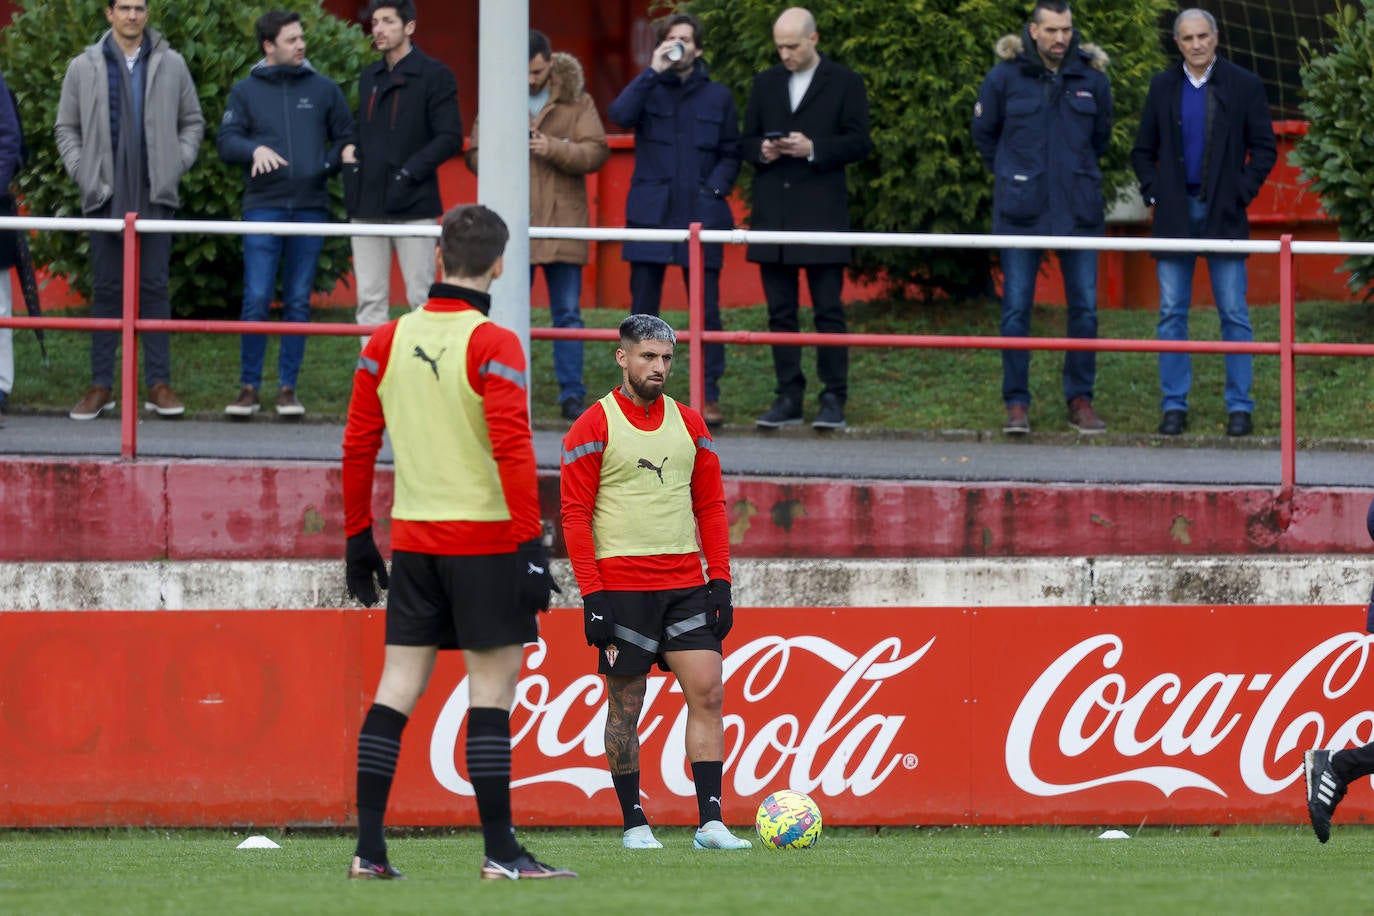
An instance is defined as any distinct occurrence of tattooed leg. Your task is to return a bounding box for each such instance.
[605,674,647,775]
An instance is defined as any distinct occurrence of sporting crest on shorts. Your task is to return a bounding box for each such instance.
[604,643,619,667]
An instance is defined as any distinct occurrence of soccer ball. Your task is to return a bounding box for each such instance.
[755,789,822,849]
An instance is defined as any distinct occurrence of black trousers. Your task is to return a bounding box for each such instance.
[628,261,724,402]
[760,262,847,402]
[89,209,174,389]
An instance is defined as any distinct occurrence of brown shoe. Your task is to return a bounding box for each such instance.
[1003,403,1029,435]
[276,386,305,416]
[70,385,115,421]
[144,382,185,417]
[1067,396,1106,434]
[702,400,724,428]
[225,384,260,417]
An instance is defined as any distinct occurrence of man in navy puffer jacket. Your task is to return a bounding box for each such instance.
[608,12,740,427]
[973,0,1112,438]
[218,10,354,419]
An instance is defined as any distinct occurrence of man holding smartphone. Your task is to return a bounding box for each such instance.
[742,7,871,431]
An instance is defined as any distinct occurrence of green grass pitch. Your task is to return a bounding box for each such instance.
[0,825,1368,914]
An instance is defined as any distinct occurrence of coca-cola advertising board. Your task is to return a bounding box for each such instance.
[0,605,1365,826]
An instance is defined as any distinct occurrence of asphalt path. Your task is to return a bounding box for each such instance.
[3,411,1372,488]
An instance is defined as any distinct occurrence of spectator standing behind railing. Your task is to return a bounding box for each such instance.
[465,32,610,423]
[1130,8,1276,438]
[340,0,463,344]
[0,69,21,418]
[217,10,353,419]
[608,11,741,429]
[54,0,204,422]
[743,7,872,432]
[972,0,1111,437]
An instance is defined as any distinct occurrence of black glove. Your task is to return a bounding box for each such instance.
[516,539,560,613]
[345,528,389,607]
[582,590,614,648]
[707,578,733,641]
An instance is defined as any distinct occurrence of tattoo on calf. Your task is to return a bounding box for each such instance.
[604,677,647,775]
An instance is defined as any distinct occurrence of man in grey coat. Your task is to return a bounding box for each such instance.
[55,0,204,421]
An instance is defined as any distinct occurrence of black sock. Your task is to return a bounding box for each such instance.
[468,706,521,860]
[692,760,723,827]
[355,703,407,863]
[612,771,649,830]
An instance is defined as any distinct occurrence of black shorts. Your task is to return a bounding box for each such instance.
[386,550,538,650]
[598,585,719,677]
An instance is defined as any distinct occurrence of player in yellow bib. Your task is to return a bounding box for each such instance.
[341,204,574,881]
[561,313,750,851]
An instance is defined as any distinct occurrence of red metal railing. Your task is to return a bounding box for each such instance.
[2,215,1370,525]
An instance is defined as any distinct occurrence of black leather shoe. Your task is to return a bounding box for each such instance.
[560,396,585,421]
[1158,410,1187,436]
[1226,411,1253,437]
[812,393,846,430]
[756,396,802,429]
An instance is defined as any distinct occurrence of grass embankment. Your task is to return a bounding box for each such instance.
[11,299,1373,440]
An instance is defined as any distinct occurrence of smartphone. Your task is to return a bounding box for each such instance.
[763,130,785,140]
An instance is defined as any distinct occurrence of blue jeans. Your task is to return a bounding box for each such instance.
[1155,195,1254,414]
[533,262,585,403]
[999,246,1098,406]
[240,208,327,391]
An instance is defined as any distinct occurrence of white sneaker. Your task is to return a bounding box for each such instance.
[622,825,663,849]
[692,820,752,850]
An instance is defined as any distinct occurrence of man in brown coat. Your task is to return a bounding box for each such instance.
[466,30,609,420]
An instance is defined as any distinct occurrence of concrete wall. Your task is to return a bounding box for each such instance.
[1,555,1369,612]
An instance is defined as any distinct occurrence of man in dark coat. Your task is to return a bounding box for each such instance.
[1131,8,1276,438]
[342,0,463,338]
[608,12,741,427]
[744,7,872,432]
[972,0,1112,437]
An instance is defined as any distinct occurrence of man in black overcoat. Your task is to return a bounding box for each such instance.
[743,7,871,431]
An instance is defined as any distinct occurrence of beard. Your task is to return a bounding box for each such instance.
[625,372,665,403]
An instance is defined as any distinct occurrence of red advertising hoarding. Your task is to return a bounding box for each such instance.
[1,605,1366,827]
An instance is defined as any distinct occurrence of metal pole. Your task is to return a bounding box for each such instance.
[1278,234,1296,513]
[688,222,704,412]
[120,212,139,460]
[477,0,531,364]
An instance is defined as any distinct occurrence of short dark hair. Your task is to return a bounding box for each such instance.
[619,313,676,347]
[366,0,415,25]
[529,29,551,61]
[440,204,509,279]
[654,12,703,50]
[1031,0,1071,23]
[255,10,301,48]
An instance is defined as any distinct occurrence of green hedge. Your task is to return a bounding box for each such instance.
[667,0,1170,297]
[1,0,372,315]
[1294,0,1374,298]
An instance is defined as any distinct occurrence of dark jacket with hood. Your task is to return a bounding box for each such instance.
[1130,55,1276,247]
[346,45,463,221]
[608,58,741,268]
[972,26,1113,237]
[218,60,353,212]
